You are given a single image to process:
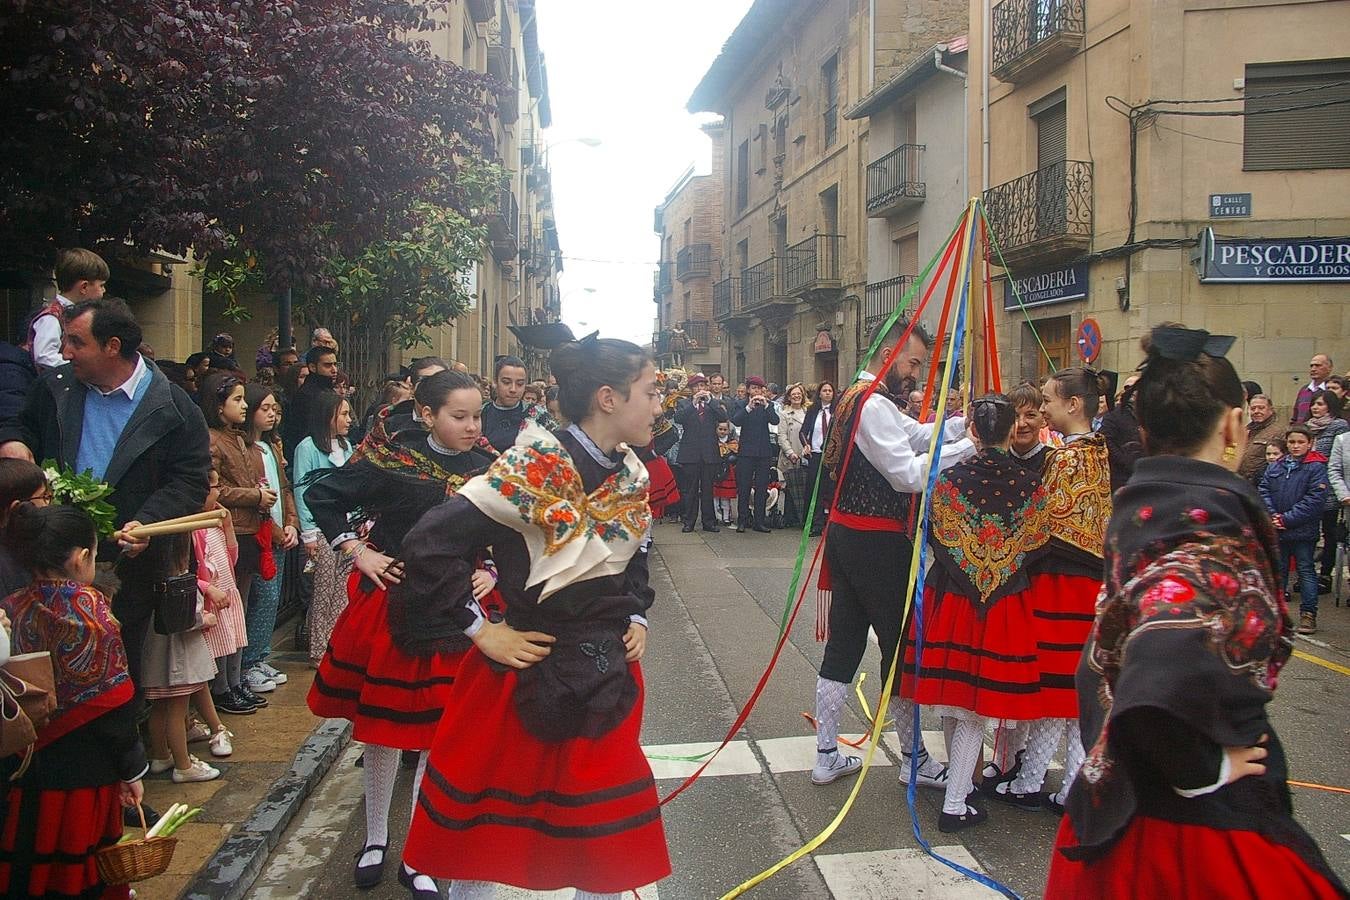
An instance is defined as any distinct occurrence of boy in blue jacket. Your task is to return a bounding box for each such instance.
[1260,425,1330,634]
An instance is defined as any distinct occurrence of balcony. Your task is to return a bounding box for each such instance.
[676,243,713,281]
[783,234,843,299]
[487,28,513,82]
[465,0,493,24]
[494,55,519,124]
[863,275,916,335]
[713,275,748,324]
[656,262,673,295]
[741,257,794,314]
[682,319,712,350]
[991,0,1085,83]
[867,145,926,217]
[983,160,1092,268]
[653,320,715,363]
[487,180,519,264]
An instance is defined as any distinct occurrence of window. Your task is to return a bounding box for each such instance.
[736,140,750,212]
[773,113,787,162]
[683,218,692,245]
[1244,59,1350,171]
[1031,90,1067,168]
[822,54,840,148]
[820,185,839,235]
[896,233,919,276]
[756,123,769,174]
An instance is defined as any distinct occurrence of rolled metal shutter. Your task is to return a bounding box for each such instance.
[1244,61,1350,171]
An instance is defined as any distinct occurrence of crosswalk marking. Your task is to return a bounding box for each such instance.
[814,846,997,898]
[496,885,661,899]
[643,740,761,780]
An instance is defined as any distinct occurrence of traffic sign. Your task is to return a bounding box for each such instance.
[1076,317,1102,363]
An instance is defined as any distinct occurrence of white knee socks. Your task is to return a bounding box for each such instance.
[1051,722,1085,805]
[990,719,1029,775]
[943,714,985,815]
[1008,718,1068,795]
[361,744,399,865]
[814,677,850,764]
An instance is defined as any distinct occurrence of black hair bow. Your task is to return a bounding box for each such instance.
[1151,327,1235,361]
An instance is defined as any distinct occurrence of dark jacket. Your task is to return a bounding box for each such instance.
[731,400,779,458]
[281,372,336,462]
[0,340,35,426]
[674,397,729,465]
[799,403,837,454]
[1098,403,1143,493]
[1259,452,1330,543]
[0,361,210,584]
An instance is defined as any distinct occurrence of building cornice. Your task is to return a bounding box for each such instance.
[686,0,804,113]
[844,37,967,120]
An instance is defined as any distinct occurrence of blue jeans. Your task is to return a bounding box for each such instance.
[244,552,286,669]
[1279,539,1318,616]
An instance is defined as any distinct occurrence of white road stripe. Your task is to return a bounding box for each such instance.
[496,885,661,899]
[643,740,762,779]
[815,846,998,898]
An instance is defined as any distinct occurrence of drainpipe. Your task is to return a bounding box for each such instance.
[981,0,991,192]
[933,46,968,200]
[869,0,876,90]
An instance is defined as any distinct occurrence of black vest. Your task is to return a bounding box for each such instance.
[830,387,914,524]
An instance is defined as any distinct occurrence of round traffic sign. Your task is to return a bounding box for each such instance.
[1076,318,1102,363]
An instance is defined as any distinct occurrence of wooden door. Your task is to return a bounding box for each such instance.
[1034,315,1072,380]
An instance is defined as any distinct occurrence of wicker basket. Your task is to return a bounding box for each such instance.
[95,803,177,885]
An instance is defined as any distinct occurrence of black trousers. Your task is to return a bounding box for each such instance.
[804,454,835,531]
[736,455,772,525]
[819,524,914,687]
[680,461,718,527]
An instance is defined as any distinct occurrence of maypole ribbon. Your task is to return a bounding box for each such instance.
[720,203,991,899]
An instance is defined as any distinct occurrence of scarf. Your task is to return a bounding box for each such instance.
[1062,455,1292,859]
[1,580,134,750]
[822,377,893,473]
[456,424,650,601]
[1305,413,1333,433]
[927,450,1050,606]
[1042,432,1113,560]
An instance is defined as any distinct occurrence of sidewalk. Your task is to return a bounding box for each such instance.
[131,645,349,900]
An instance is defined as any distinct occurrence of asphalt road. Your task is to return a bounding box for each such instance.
[249,522,1350,899]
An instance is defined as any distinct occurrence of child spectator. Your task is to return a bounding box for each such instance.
[294,392,355,666]
[1265,437,1287,467]
[0,459,51,598]
[142,535,221,783]
[28,248,108,371]
[193,466,246,751]
[713,421,739,525]
[0,505,145,898]
[1259,425,1330,634]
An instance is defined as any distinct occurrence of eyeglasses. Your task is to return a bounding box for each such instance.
[28,492,54,505]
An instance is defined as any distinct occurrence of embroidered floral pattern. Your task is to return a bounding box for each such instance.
[929,474,1049,603]
[1043,433,1113,560]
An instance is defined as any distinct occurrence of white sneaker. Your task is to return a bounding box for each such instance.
[243,667,277,693]
[898,751,949,789]
[209,727,234,758]
[186,720,212,743]
[149,757,174,775]
[810,752,862,785]
[257,662,288,685]
[172,756,221,783]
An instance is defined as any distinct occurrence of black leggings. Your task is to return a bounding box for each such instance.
[819,525,914,686]
[1320,508,1342,578]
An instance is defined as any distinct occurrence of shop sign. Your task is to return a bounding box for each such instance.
[812,330,836,355]
[1003,262,1089,311]
[1197,229,1350,283]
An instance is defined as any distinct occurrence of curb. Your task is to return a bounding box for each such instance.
[180,717,354,900]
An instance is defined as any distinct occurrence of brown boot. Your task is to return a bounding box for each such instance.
[1296,611,1317,635]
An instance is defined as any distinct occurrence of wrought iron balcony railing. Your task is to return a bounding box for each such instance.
[982,160,1093,267]
[676,243,713,281]
[487,28,513,82]
[656,262,673,295]
[487,180,519,263]
[991,0,1085,82]
[681,320,712,349]
[741,257,783,310]
[714,275,744,321]
[863,275,916,335]
[465,0,493,24]
[783,234,843,296]
[866,144,926,216]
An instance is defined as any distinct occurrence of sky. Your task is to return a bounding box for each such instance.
[533,0,755,346]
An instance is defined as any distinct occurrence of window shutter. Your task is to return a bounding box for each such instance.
[1036,103,1067,168]
[1244,61,1350,171]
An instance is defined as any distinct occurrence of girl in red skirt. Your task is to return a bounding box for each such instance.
[397,336,671,899]
[0,505,146,899]
[900,394,1050,832]
[712,421,739,524]
[637,416,680,519]
[305,371,497,897]
[1047,326,1345,898]
[991,367,1113,814]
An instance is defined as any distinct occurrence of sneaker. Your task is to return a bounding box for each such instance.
[149,757,175,775]
[243,668,277,693]
[209,727,234,758]
[898,751,949,790]
[172,756,221,783]
[810,752,862,785]
[186,720,212,743]
[212,690,257,716]
[234,684,268,709]
[257,662,288,685]
[1297,612,1317,635]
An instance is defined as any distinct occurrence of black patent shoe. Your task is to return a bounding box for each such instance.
[938,804,988,833]
[212,690,257,715]
[398,863,441,898]
[354,844,387,889]
[1043,793,1066,815]
[987,786,1044,811]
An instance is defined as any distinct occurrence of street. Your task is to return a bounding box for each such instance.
[249,522,1350,899]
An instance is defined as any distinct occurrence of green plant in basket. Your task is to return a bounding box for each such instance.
[41,461,118,537]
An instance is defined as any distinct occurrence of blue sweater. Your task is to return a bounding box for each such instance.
[76,362,152,480]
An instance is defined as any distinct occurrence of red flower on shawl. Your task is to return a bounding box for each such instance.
[1208,571,1240,597]
[1136,506,1153,523]
[1187,508,1210,525]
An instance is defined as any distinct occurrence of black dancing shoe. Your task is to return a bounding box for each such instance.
[354,844,387,889]
[398,863,441,899]
[125,802,160,828]
[212,690,257,716]
[735,522,747,533]
[938,804,988,833]
[1043,793,1066,815]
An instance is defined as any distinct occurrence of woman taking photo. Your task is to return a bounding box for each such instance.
[398,336,671,899]
[305,371,498,897]
[1047,326,1345,898]
[800,381,838,536]
[777,383,809,528]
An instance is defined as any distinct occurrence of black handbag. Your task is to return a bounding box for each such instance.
[153,573,200,635]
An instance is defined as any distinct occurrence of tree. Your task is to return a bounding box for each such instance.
[0,1,495,289]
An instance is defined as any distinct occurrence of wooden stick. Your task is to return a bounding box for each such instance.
[113,509,226,542]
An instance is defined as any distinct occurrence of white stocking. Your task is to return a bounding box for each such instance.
[813,677,850,762]
[892,697,921,757]
[1008,718,1065,795]
[990,719,1029,774]
[361,744,399,867]
[411,750,429,811]
[943,713,985,815]
[448,881,498,900]
[1052,721,1085,805]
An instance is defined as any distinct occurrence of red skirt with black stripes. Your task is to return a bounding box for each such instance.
[403,653,671,893]
[1025,572,1100,719]
[0,783,128,898]
[900,583,1048,720]
[307,571,467,750]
